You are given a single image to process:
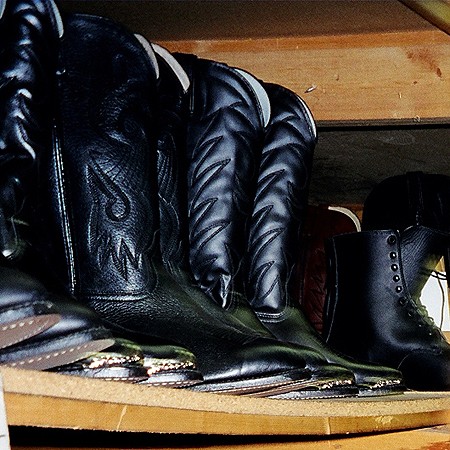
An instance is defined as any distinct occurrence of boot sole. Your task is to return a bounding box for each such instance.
[0,313,60,349]
[52,365,149,383]
[139,369,204,388]
[187,368,312,396]
[357,381,407,397]
[253,373,358,399]
[0,330,114,370]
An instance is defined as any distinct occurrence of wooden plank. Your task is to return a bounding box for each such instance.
[59,1,450,125]
[155,30,450,125]
[1,368,449,436]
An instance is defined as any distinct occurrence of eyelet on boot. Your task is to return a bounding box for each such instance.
[391,264,398,271]
[393,275,400,282]
[395,286,403,293]
[398,297,407,306]
[387,235,397,245]
[389,251,397,259]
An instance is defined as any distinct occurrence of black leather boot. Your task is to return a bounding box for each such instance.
[323,226,450,391]
[0,0,63,347]
[362,171,450,277]
[162,51,358,398]
[241,82,404,396]
[0,0,117,363]
[44,14,314,397]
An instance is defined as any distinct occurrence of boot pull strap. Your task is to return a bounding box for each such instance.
[151,42,190,94]
[134,34,160,81]
[233,68,271,128]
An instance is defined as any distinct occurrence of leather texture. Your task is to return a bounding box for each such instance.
[175,54,263,311]
[0,0,102,351]
[323,227,450,391]
[244,83,404,396]
[0,0,60,175]
[362,171,450,276]
[44,14,315,396]
[0,0,61,261]
[169,57,360,398]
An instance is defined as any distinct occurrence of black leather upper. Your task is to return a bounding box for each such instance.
[175,54,265,310]
[241,83,403,391]
[43,14,314,388]
[362,171,450,234]
[0,0,61,261]
[246,82,315,318]
[323,228,450,390]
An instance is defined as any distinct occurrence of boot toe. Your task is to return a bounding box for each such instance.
[398,348,450,391]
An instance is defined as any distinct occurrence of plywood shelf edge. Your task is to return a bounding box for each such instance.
[1,368,449,436]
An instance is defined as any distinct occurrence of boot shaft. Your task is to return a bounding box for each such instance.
[0,0,62,173]
[247,83,316,318]
[153,45,191,277]
[44,14,159,298]
[174,54,269,308]
[362,170,450,282]
[0,0,62,261]
[363,171,450,233]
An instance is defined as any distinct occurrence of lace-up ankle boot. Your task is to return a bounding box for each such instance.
[323,226,450,390]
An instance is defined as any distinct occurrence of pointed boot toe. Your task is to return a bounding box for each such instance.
[238,82,404,396]
[138,341,204,388]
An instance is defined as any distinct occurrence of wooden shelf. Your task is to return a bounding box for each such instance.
[2,367,450,437]
[2,3,449,447]
[61,0,450,125]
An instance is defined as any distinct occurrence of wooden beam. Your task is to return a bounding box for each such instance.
[156,29,450,126]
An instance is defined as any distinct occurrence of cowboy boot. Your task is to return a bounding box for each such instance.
[323,226,450,390]
[161,51,358,398]
[362,171,450,278]
[0,0,62,347]
[0,0,118,363]
[243,82,405,396]
[42,14,314,397]
[52,337,203,387]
